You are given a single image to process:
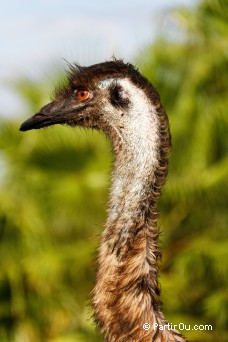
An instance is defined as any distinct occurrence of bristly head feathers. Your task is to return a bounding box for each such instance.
[54,59,161,106]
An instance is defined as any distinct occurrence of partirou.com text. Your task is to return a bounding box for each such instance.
[143,322,213,331]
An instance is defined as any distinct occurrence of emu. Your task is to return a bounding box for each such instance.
[20,60,187,342]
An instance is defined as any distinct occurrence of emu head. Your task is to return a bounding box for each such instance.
[20,60,166,154]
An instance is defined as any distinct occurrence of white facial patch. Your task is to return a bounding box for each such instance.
[98,78,117,89]
[116,78,159,158]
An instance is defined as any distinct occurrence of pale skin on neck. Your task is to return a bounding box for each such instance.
[106,79,159,225]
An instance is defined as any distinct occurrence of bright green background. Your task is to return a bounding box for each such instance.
[0,0,227,341]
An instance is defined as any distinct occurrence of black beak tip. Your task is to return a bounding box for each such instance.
[19,114,48,132]
[19,122,27,131]
[19,117,34,132]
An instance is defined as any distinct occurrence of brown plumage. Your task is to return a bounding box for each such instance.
[20,60,188,342]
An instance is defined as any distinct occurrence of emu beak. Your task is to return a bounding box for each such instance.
[19,101,69,132]
[20,99,85,132]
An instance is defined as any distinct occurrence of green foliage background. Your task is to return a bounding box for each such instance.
[0,0,227,341]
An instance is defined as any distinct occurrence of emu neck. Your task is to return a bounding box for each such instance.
[93,96,164,340]
[92,81,186,341]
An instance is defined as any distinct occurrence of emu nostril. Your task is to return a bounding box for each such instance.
[34,114,45,119]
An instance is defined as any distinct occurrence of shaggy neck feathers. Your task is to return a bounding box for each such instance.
[92,78,187,341]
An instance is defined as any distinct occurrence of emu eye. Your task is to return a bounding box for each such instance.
[76,90,89,101]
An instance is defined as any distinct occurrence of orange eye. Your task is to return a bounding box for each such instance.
[77,90,89,101]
